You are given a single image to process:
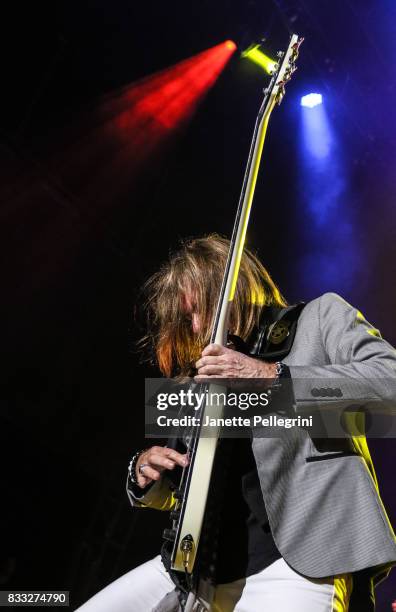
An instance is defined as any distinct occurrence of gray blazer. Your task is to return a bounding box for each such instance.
[253,292,396,582]
[128,292,396,582]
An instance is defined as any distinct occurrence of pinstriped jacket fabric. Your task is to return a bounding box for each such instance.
[253,292,396,581]
[128,292,396,583]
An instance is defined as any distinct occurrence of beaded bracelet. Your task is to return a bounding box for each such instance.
[269,361,288,391]
[275,361,287,378]
[128,450,144,485]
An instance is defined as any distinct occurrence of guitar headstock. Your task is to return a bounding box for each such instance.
[267,34,304,106]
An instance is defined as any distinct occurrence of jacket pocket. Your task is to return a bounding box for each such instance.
[306,450,359,463]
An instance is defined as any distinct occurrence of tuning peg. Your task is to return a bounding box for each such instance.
[294,36,305,50]
[284,65,297,80]
[291,49,299,62]
[291,37,304,62]
[276,85,286,105]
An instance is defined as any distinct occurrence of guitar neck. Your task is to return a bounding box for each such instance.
[211,96,277,346]
[212,33,301,346]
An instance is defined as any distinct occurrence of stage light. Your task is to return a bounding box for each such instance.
[300,93,323,108]
[225,40,237,51]
[241,44,277,75]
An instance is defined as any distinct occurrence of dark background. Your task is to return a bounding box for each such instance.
[1,0,396,609]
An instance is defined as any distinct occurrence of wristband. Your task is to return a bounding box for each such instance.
[128,450,144,485]
[275,361,287,378]
[270,361,289,389]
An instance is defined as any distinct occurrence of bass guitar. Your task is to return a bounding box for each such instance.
[164,33,303,584]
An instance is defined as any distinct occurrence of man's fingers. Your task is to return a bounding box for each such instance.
[136,446,189,489]
[196,364,227,376]
[148,453,176,470]
[145,448,189,470]
[163,448,189,467]
[143,447,188,468]
[195,355,226,369]
[201,343,227,357]
[138,465,161,483]
[194,374,229,382]
[137,475,149,488]
[134,446,189,488]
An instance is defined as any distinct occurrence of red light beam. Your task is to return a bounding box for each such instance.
[116,39,237,131]
[50,41,237,214]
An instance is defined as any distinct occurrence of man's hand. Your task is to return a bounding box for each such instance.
[194,344,277,382]
[135,446,189,489]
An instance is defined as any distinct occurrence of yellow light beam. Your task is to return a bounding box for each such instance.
[241,44,277,75]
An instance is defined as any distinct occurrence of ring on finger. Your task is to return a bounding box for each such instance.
[139,463,150,475]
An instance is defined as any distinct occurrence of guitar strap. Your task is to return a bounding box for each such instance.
[231,301,306,361]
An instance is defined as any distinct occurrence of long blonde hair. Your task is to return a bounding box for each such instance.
[139,234,286,377]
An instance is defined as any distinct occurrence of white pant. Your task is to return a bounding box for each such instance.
[76,555,352,612]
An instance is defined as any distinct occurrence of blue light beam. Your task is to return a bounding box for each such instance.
[297,93,361,296]
[301,102,332,160]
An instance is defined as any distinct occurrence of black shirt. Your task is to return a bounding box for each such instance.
[211,437,281,584]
